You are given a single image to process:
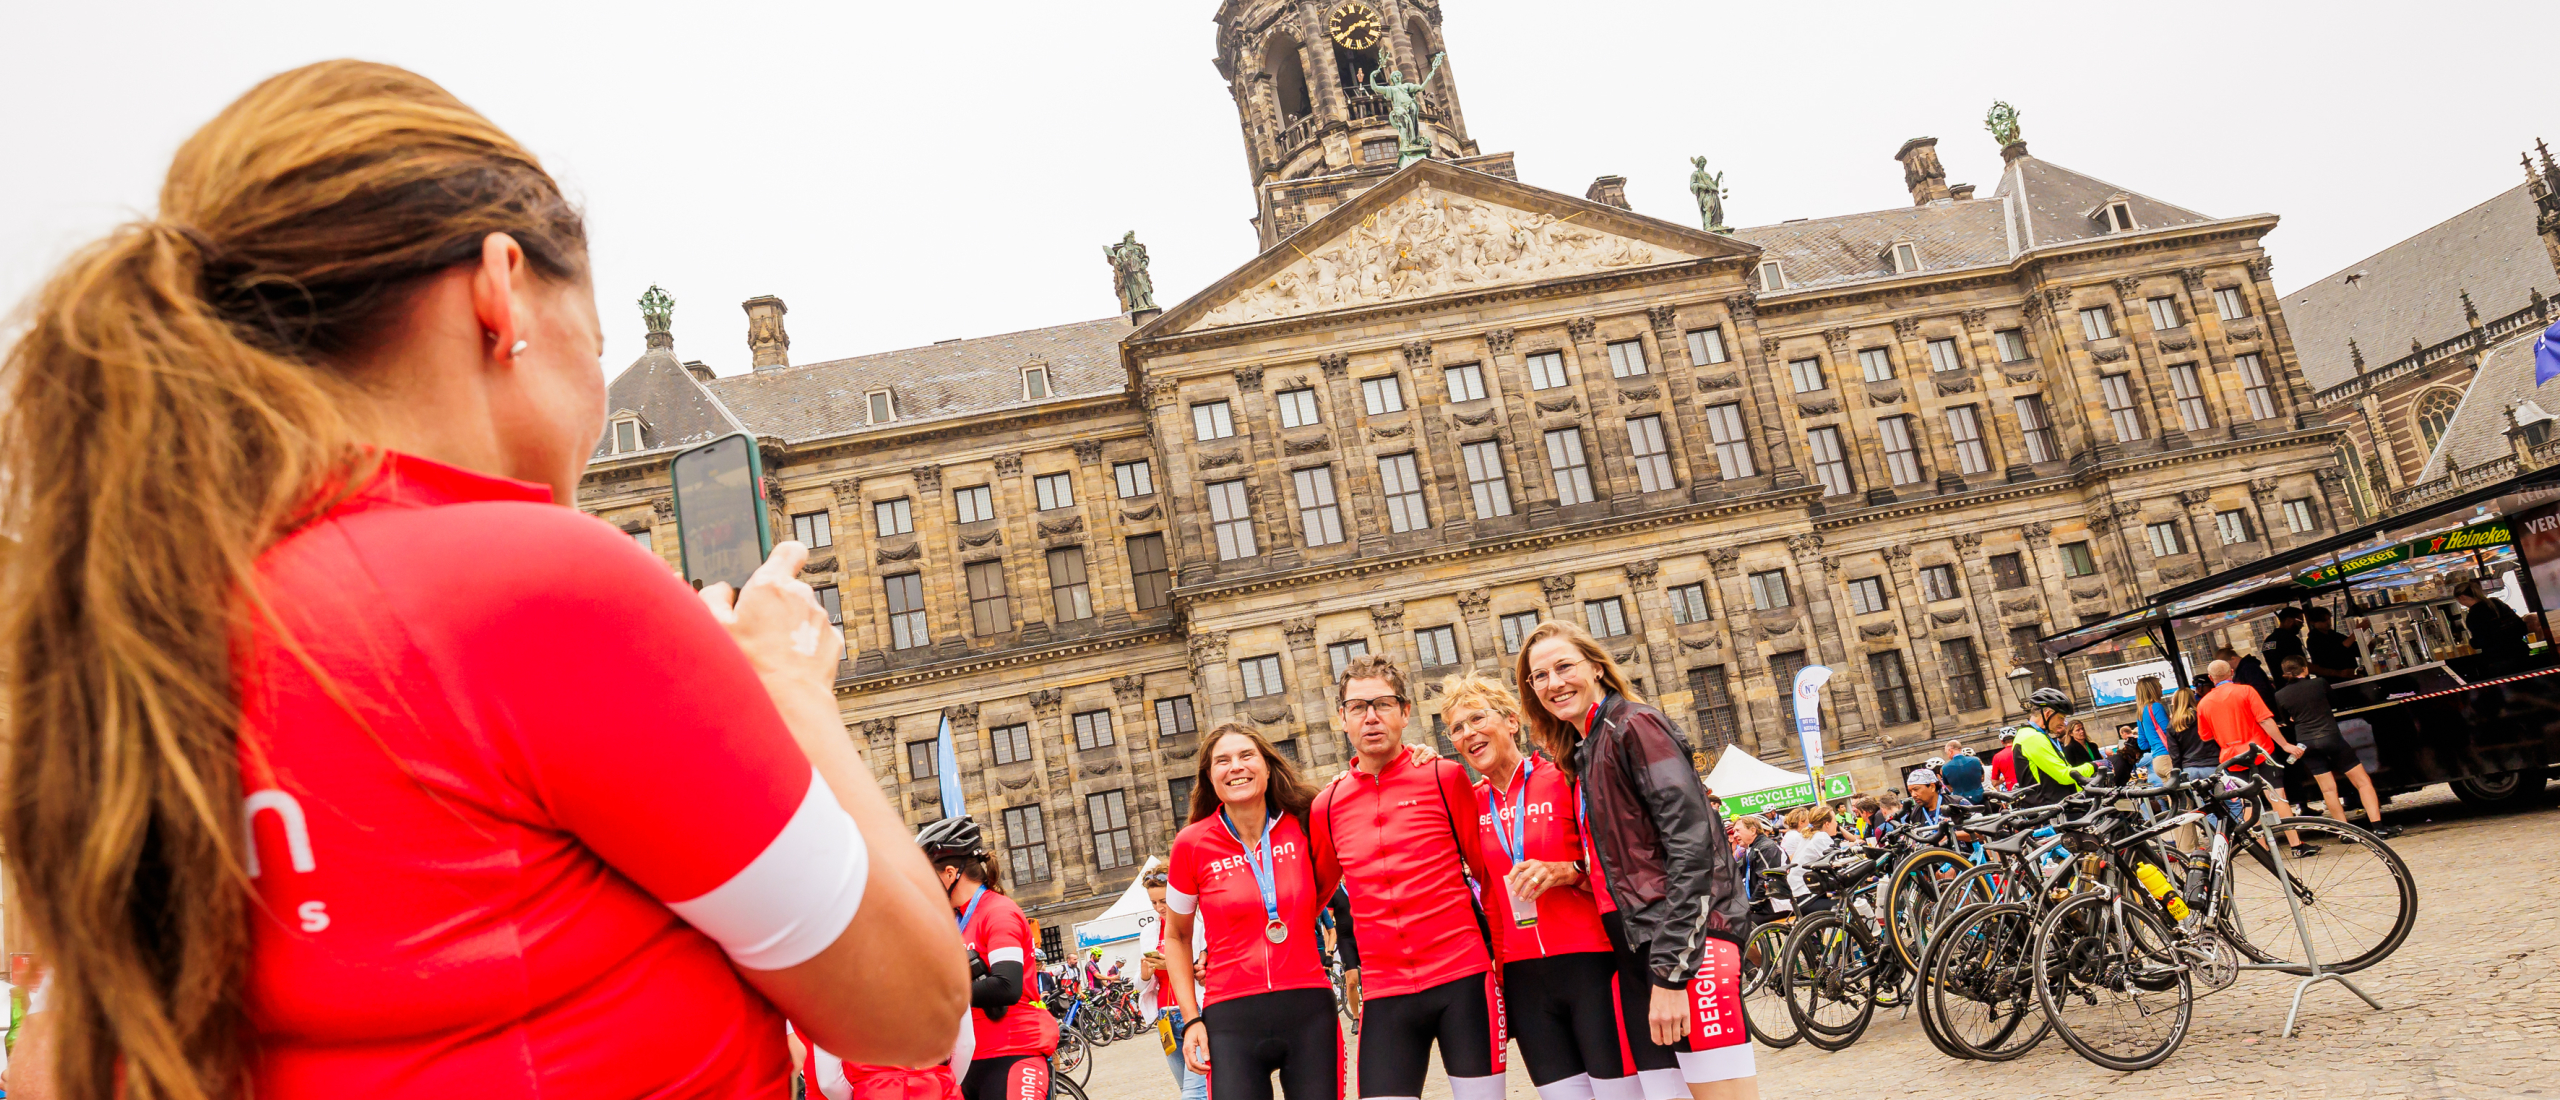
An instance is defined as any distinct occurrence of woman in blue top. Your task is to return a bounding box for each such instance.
[2132,676,2172,776]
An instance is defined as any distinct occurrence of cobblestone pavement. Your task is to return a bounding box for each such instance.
[1080,783,2560,1100]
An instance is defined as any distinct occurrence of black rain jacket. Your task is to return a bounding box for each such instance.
[1571,693,1751,989]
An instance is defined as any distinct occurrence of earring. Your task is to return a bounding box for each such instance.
[510,339,530,357]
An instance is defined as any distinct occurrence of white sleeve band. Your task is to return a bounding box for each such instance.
[987,946,1025,966]
[1166,885,1199,915]
[668,768,867,970]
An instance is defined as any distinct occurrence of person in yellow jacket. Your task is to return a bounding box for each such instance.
[2012,688,2097,807]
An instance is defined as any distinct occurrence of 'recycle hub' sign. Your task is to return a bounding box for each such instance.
[1723,773,1856,817]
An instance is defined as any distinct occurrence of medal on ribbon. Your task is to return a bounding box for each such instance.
[1222,808,1288,945]
[1489,757,1539,928]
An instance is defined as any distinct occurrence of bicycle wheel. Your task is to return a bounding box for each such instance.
[2034,892,2192,1072]
[1883,847,1973,972]
[1781,912,1878,1050]
[1741,921,1801,1049]
[1910,911,1972,1061]
[1049,1067,1090,1100]
[1928,902,2049,1061]
[1052,1024,1092,1087]
[2220,817,2416,976]
[1932,862,2027,930]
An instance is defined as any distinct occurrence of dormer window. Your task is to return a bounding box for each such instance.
[1890,242,1921,274]
[608,416,643,455]
[1758,261,1787,291]
[867,389,896,424]
[2097,200,2138,234]
[1023,366,1051,400]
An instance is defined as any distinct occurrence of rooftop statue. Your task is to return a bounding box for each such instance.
[1369,52,1447,167]
[639,285,674,335]
[1688,156,1728,233]
[1106,232,1158,313]
[1985,100,2022,148]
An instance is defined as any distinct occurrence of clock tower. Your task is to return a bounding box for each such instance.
[1212,0,1513,249]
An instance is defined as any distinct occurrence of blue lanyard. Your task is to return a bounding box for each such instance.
[1487,756,1536,866]
[1219,808,1282,925]
[957,886,987,934]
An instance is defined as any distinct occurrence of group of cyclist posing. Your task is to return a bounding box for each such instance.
[865,619,1763,1100]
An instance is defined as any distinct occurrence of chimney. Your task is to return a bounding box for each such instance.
[1949,183,1977,201]
[742,295,790,370]
[1894,138,1950,205]
[1584,175,1631,210]
[683,360,716,383]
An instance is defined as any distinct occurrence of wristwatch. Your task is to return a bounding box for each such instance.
[1571,858,1588,875]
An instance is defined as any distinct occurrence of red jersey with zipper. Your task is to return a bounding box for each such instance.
[1164,812,1335,1006]
[1473,754,1611,960]
[958,889,1056,1059]
[1310,753,1500,998]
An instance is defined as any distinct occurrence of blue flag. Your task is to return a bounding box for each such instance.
[935,712,964,819]
[2538,318,2560,388]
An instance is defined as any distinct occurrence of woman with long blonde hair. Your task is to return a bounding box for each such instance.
[0,61,961,1100]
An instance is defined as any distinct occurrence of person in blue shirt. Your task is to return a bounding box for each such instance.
[1939,752,1987,805]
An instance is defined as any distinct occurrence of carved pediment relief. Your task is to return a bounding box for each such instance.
[1449,407,1497,426]
[1284,434,1332,455]
[1859,622,1898,639]
[1797,397,1840,416]
[1245,698,1295,725]
[1934,374,1977,396]
[1698,372,1739,391]
[2069,582,2108,602]
[1535,395,1580,415]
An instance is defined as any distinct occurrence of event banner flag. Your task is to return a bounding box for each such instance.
[1726,774,1857,817]
[1792,664,1833,770]
[935,711,964,819]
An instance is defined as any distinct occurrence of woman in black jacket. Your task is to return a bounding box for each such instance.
[2457,580,2532,662]
[1518,620,1759,1100]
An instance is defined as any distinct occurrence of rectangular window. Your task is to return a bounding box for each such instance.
[1893,242,1921,273]
[611,419,640,454]
[1584,597,1629,638]
[1670,582,1710,625]
[1379,452,1429,532]
[1193,401,1235,441]
[1362,376,1405,415]
[2101,373,2143,442]
[2214,286,2247,321]
[1942,637,1988,712]
[1527,351,1570,390]
[1415,625,1459,669]
[1607,339,1650,378]
[1704,403,1754,479]
[1239,654,1285,698]
[1047,546,1093,621]
[1462,440,1513,518]
[907,739,938,780]
[868,390,896,424]
[2168,363,2211,431]
[2010,625,2054,685]
[874,497,913,536]
[2236,354,2278,421]
[1749,569,1790,610]
[1003,805,1051,884]
[1928,337,1962,373]
[1769,650,1808,700]
[2079,306,2115,341]
[1546,429,1596,506]
[791,510,833,549]
[1990,552,2028,590]
[1689,665,1737,753]
[1759,261,1786,291]
[2060,541,2098,578]
[2015,395,2059,463]
[1807,427,1853,497]
[1207,479,1255,560]
[2146,520,2186,557]
[1995,329,2030,363]
[1276,387,1322,428]
[885,573,928,650]
[1847,575,1889,615]
[1127,534,1170,610]
[990,723,1032,767]
[1022,366,1050,400]
[1857,347,1895,383]
[631,529,654,553]
[1072,709,1115,751]
[1088,790,1134,871]
[955,485,994,524]
[1293,466,1345,546]
[1869,650,1918,725]
[1789,357,1826,393]
[1919,563,1959,602]
[1443,364,1487,402]
[2146,297,2179,330]
[2282,498,2315,533]
[2214,509,2253,546]
[1156,696,1197,740]
[1167,776,1195,817]
[966,560,1011,635]
[1500,611,1539,654]
[814,584,842,626]
[1946,405,1990,475]
[2109,202,2136,232]
[1114,459,1154,498]
[1687,328,1730,365]
[1628,415,1676,493]
[1878,415,1923,485]
[1324,641,1368,682]
[1034,471,1074,511]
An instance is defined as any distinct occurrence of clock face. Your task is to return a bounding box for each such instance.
[1327,2,1383,50]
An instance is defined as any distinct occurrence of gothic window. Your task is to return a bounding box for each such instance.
[2414,388,2462,454]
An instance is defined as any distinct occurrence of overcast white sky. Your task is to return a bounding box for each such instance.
[4,0,2551,379]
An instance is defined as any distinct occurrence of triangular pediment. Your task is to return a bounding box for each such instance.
[1152,160,1758,336]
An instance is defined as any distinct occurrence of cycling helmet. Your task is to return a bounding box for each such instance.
[916,816,987,860]
[1924,756,1946,770]
[2027,687,2074,715]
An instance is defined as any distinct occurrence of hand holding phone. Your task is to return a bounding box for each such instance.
[671,433,773,592]
[698,541,843,710]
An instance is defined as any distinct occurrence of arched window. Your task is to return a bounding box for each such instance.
[2414,388,2462,454]
[1404,16,1436,66]
[1265,36,1311,121]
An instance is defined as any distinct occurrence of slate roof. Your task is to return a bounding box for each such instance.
[2283,183,2553,391]
[705,316,1134,444]
[1988,156,2212,253]
[592,340,747,459]
[2413,332,2549,483]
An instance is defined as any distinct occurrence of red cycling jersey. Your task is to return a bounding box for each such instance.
[1164,811,1337,1006]
[236,453,867,1099]
[1310,753,1499,998]
[958,888,1058,1059]
[1472,754,1610,960]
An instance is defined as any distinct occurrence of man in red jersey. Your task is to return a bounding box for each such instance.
[1311,655,1505,1100]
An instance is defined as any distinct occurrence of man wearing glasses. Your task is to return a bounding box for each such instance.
[1310,655,1507,1100]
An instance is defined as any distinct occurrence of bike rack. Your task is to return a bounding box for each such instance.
[2236,816,2392,1038]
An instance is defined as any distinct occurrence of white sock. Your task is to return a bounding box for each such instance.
[1590,1073,1646,1100]
[1533,1073,1596,1100]
[1675,1045,1755,1084]
[1637,1067,1687,1100]
[1449,1075,1508,1100]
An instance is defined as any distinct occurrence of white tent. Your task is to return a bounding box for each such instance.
[1071,857,1162,979]
[1701,746,1855,815]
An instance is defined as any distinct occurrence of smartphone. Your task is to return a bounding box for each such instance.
[670,432,773,591]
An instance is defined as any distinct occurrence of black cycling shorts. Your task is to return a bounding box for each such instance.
[1203,986,1339,1100]
[2297,736,2362,777]
[1602,913,1755,1087]
[1356,972,1502,1097]
[1503,952,1628,1087]
[960,1054,1049,1100]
